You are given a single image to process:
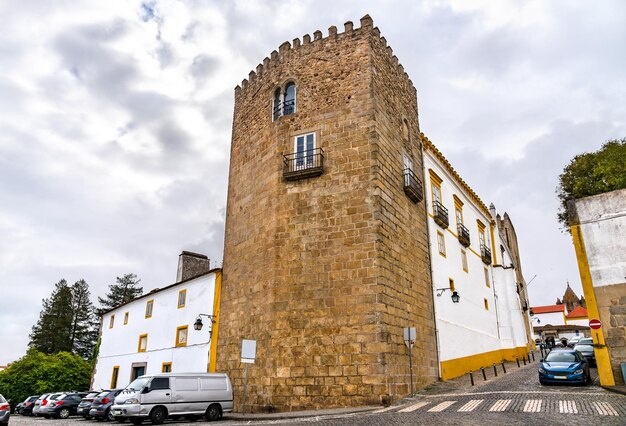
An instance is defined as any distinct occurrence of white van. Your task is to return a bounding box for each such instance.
[111,373,233,424]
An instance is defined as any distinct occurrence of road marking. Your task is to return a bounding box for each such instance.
[457,399,483,412]
[523,399,542,413]
[428,401,455,412]
[373,406,398,413]
[592,401,619,416]
[423,390,606,398]
[558,400,578,414]
[489,399,512,412]
[398,401,429,413]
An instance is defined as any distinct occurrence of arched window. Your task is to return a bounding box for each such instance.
[272,82,296,120]
[284,83,296,115]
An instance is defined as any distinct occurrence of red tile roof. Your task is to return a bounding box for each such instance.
[566,306,588,318]
[531,304,565,314]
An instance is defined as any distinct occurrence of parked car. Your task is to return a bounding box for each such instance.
[32,394,51,417]
[46,393,87,419]
[19,396,40,416]
[578,337,593,345]
[40,393,64,418]
[111,373,233,424]
[0,394,10,426]
[77,392,101,419]
[574,343,596,366]
[90,390,123,421]
[567,336,582,348]
[539,349,590,385]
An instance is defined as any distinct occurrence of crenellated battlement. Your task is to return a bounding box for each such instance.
[235,14,416,95]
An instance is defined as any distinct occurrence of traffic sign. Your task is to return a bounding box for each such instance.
[589,319,602,330]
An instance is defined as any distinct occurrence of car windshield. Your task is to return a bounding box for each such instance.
[49,394,62,400]
[0,395,6,403]
[126,377,151,391]
[545,352,577,362]
[575,345,594,351]
[579,338,593,344]
[96,391,110,398]
[84,392,100,399]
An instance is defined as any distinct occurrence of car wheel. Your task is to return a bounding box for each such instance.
[149,407,167,425]
[205,404,222,422]
[59,408,71,419]
[107,409,116,422]
[44,415,51,419]
[115,417,127,423]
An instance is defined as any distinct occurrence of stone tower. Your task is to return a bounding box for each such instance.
[218,15,437,412]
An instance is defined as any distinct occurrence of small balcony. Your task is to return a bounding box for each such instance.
[457,223,470,247]
[283,148,324,181]
[403,168,423,203]
[433,200,449,228]
[273,99,295,120]
[481,244,492,265]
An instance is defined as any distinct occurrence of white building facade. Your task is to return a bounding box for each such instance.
[422,136,530,380]
[92,267,221,390]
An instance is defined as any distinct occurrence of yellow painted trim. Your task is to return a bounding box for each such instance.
[428,169,443,186]
[208,270,222,373]
[461,249,468,272]
[453,194,464,209]
[123,312,129,325]
[440,346,528,380]
[490,223,497,265]
[175,325,188,347]
[109,314,115,329]
[161,362,172,373]
[110,366,120,388]
[437,230,446,257]
[570,224,615,386]
[177,289,187,309]
[145,300,154,318]
[138,334,148,353]
[476,219,486,231]
[484,298,489,310]
[449,278,455,292]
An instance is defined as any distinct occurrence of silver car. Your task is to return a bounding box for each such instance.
[32,394,50,417]
[0,394,10,426]
[39,393,63,418]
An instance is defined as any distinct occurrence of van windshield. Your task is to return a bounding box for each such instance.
[126,377,151,392]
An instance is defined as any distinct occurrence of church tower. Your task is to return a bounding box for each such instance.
[218,15,437,412]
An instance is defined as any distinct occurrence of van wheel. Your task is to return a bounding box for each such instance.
[205,404,222,421]
[149,407,167,425]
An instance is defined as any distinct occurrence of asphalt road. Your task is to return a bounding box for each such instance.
[9,358,626,426]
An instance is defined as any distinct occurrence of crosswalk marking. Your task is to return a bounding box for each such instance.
[592,401,619,416]
[398,401,430,413]
[558,400,578,414]
[489,399,512,412]
[523,399,542,413]
[428,401,455,412]
[457,399,483,412]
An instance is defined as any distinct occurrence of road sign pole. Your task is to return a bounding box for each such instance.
[242,363,249,416]
[408,346,413,395]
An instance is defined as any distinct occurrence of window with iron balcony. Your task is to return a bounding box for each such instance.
[283,132,324,181]
[273,82,296,121]
[433,200,449,228]
[481,244,492,265]
[457,222,470,247]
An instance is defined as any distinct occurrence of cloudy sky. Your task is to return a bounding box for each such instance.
[1,0,625,365]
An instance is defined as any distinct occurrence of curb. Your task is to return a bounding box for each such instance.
[601,385,626,396]
[224,406,380,421]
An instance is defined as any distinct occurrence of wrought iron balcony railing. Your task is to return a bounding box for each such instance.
[273,101,282,121]
[433,200,449,228]
[283,148,324,181]
[457,223,470,247]
[403,168,423,203]
[273,99,295,121]
[481,244,492,265]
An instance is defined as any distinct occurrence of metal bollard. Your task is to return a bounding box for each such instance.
[516,358,520,368]
[470,371,475,386]
[501,362,506,374]
[523,356,527,366]
[531,352,535,362]
[481,368,487,381]
[493,364,498,377]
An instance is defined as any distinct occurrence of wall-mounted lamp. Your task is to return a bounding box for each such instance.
[194,313,216,337]
[436,288,460,303]
[531,317,541,324]
[529,309,535,317]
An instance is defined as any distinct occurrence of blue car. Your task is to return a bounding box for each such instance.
[539,349,590,385]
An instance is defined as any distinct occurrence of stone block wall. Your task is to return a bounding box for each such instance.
[218,15,436,412]
[596,284,626,384]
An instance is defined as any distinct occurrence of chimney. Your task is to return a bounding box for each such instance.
[176,251,211,282]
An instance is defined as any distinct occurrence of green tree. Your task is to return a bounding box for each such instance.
[29,279,74,354]
[0,349,91,408]
[557,138,626,229]
[69,279,99,359]
[98,273,143,311]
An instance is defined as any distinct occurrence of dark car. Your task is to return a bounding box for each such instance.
[77,392,101,419]
[46,393,87,419]
[539,349,590,385]
[89,390,123,421]
[574,344,596,366]
[19,396,39,416]
[0,394,10,426]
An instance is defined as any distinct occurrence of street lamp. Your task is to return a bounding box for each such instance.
[436,288,460,303]
[194,314,216,337]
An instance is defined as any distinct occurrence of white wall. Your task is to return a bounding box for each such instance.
[92,272,217,390]
[534,311,565,326]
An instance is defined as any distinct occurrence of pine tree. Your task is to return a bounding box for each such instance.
[69,279,99,359]
[29,279,74,354]
[98,273,143,311]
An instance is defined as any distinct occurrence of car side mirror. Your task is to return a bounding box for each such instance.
[142,387,151,394]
